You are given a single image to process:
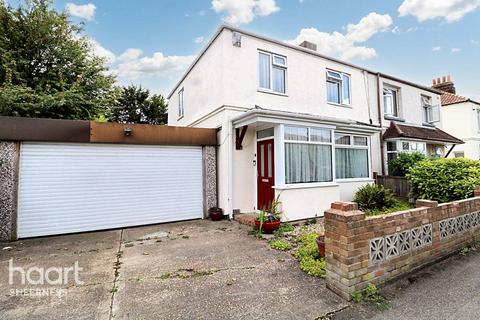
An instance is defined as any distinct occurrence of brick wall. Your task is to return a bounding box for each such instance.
[324,188,480,300]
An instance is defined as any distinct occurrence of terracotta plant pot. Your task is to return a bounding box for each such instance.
[316,235,325,258]
[255,220,281,234]
[208,207,224,221]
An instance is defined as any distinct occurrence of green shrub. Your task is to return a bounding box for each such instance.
[388,151,426,176]
[293,232,325,278]
[407,158,480,202]
[269,240,291,251]
[353,184,397,211]
[299,256,326,278]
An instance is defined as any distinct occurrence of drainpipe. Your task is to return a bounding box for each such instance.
[227,117,234,220]
[377,73,386,175]
[445,144,456,158]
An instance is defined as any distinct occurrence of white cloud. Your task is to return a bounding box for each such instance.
[472,39,480,45]
[398,0,480,22]
[211,0,279,24]
[66,3,96,21]
[432,46,441,51]
[118,48,143,62]
[194,36,205,44]
[287,12,392,61]
[114,52,195,80]
[451,48,462,52]
[88,39,116,63]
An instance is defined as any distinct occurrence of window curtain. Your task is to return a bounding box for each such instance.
[327,81,340,104]
[272,67,285,93]
[259,53,270,89]
[335,148,368,179]
[285,143,332,183]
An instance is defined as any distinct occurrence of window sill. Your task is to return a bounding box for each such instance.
[422,122,436,128]
[273,182,339,190]
[327,102,352,108]
[336,178,374,183]
[384,115,405,122]
[257,88,288,97]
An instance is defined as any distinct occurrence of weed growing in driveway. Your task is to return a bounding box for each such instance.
[293,232,325,278]
[110,286,119,293]
[459,240,480,256]
[269,240,291,251]
[351,283,391,310]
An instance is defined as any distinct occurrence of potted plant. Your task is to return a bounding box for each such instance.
[208,207,223,221]
[316,235,325,258]
[255,195,282,234]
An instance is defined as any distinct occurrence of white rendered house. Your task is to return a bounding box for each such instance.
[167,25,462,221]
[433,76,480,159]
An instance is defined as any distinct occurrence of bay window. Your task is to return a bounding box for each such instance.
[284,126,333,184]
[259,51,287,94]
[282,125,371,185]
[335,134,369,179]
[326,70,350,105]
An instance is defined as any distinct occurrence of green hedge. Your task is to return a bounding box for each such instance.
[407,158,480,202]
[388,152,426,176]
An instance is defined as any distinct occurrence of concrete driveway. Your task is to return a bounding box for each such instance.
[0,220,346,320]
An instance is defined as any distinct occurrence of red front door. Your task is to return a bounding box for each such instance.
[257,139,275,211]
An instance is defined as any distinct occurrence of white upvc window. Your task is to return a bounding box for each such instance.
[386,140,426,162]
[178,88,184,118]
[334,134,370,179]
[258,51,287,94]
[476,109,480,132]
[383,87,399,117]
[284,126,333,184]
[326,70,350,105]
[422,95,440,124]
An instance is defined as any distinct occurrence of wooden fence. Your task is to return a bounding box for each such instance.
[375,175,410,199]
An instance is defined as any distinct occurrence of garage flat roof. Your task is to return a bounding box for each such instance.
[0,116,217,146]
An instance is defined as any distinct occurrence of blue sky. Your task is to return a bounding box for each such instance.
[47,0,479,100]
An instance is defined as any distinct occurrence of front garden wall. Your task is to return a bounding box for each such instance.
[324,189,480,300]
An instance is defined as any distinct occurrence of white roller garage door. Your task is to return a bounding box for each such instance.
[18,142,204,238]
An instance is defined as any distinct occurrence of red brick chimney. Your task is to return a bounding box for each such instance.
[432,75,456,94]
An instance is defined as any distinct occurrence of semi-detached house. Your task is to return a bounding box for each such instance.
[167,25,463,221]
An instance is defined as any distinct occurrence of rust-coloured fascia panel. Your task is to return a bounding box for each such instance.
[89,122,217,146]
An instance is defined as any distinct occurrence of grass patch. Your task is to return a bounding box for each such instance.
[364,200,413,216]
[269,239,291,251]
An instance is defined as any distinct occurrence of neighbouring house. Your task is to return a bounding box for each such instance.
[433,76,480,159]
[167,24,463,221]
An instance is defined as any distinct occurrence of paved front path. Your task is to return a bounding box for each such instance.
[0,220,346,319]
[334,249,480,320]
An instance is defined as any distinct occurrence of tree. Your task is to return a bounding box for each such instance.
[110,85,168,125]
[0,0,116,120]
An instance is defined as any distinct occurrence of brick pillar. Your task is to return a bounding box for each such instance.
[202,146,217,217]
[324,202,368,300]
[0,141,19,241]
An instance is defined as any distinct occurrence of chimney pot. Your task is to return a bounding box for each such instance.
[299,41,317,51]
[432,75,456,94]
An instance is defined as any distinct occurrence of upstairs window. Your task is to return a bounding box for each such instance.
[259,51,287,94]
[422,95,439,124]
[178,88,184,118]
[326,70,350,105]
[383,87,399,117]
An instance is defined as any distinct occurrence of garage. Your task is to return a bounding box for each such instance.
[0,117,218,240]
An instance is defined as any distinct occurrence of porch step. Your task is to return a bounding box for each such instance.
[233,213,257,226]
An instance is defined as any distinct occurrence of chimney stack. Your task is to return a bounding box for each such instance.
[432,75,456,94]
[299,40,317,51]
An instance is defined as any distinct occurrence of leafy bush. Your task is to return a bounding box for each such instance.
[269,240,291,251]
[273,223,295,236]
[293,232,325,278]
[353,184,397,211]
[407,158,480,202]
[388,152,426,176]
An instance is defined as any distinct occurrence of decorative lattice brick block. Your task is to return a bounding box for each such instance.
[411,227,422,249]
[399,230,411,253]
[385,234,399,258]
[464,214,472,230]
[421,224,432,246]
[439,220,449,240]
[370,237,385,264]
[456,215,465,233]
[448,218,457,236]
